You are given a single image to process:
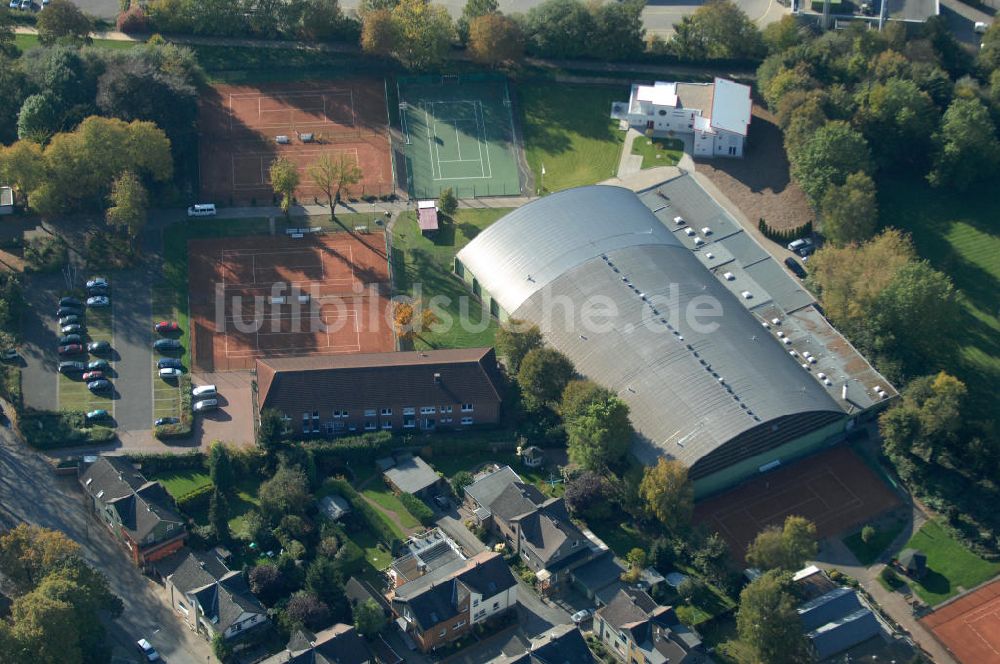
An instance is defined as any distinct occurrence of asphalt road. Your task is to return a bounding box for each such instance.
[0,424,214,664]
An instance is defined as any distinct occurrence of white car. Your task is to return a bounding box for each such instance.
[9,0,19,8]
[159,368,183,379]
[86,295,110,307]
[192,384,217,398]
[571,608,593,624]
[193,398,218,412]
[19,0,29,9]
[136,639,159,662]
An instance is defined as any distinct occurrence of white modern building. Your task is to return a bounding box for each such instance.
[612,77,752,158]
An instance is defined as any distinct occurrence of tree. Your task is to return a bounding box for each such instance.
[563,470,611,519]
[248,564,286,605]
[855,77,937,169]
[566,396,633,470]
[980,21,1000,73]
[762,15,802,54]
[588,0,645,61]
[819,171,877,247]
[457,0,496,41]
[559,379,612,422]
[116,4,150,33]
[305,556,349,621]
[638,458,694,533]
[36,0,93,45]
[354,598,387,638]
[31,563,122,662]
[523,0,595,59]
[451,470,475,496]
[0,6,15,57]
[212,633,233,664]
[736,570,811,664]
[307,152,363,219]
[669,0,765,61]
[300,0,352,40]
[208,441,236,493]
[465,11,526,66]
[269,156,300,218]
[928,96,1000,190]
[494,319,543,372]
[746,515,818,571]
[438,186,458,216]
[17,94,61,144]
[517,347,574,411]
[257,408,286,454]
[0,524,81,594]
[0,140,45,207]
[880,372,966,463]
[7,591,82,664]
[281,591,331,633]
[208,490,231,544]
[360,9,396,57]
[105,169,148,248]
[390,0,455,69]
[861,525,876,544]
[258,464,312,522]
[622,548,646,583]
[790,120,872,205]
[392,299,439,342]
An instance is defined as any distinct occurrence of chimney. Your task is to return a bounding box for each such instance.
[433,372,441,384]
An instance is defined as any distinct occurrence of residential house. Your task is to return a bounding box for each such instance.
[571,550,627,602]
[388,551,517,652]
[259,624,371,664]
[79,456,186,568]
[595,587,707,664]
[345,577,392,617]
[389,529,466,588]
[255,348,504,436]
[159,547,268,641]
[382,455,447,500]
[463,465,525,521]
[612,78,752,158]
[493,624,598,663]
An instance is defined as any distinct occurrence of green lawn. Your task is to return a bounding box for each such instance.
[519,83,627,193]
[353,527,392,571]
[227,480,263,539]
[361,483,421,532]
[150,469,212,500]
[586,517,649,557]
[14,34,141,52]
[898,520,1000,605]
[631,136,684,169]
[842,518,907,566]
[879,177,1000,417]
[391,208,508,350]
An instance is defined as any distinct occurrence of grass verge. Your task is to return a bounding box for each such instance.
[842,518,907,566]
[898,519,1000,605]
[519,82,627,192]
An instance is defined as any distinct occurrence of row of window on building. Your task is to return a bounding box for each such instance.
[292,406,476,434]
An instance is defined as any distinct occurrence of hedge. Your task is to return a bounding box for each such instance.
[758,218,813,244]
[303,432,394,468]
[155,375,194,440]
[176,483,215,514]
[322,477,399,549]
[20,409,115,449]
[128,450,206,475]
[399,493,435,527]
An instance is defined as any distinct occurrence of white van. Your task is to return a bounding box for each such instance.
[974,21,988,34]
[187,203,217,217]
[192,384,217,398]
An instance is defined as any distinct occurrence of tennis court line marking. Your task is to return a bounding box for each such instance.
[422,99,494,181]
[228,90,355,130]
[230,149,360,189]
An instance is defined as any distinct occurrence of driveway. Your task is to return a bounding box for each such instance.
[191,371,256,446]
[0,421,215,664]
[436,506,488,558]
[19,270,64,411]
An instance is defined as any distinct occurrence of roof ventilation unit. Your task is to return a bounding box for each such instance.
[771,318,781,325]
[724,272,735,281]
[782,338,792,345]
[684,227,696,236]
[674,216,685,225]
[694,237,705,246]
[741,290,752,299]
[701,227,712,235]
[776,331,785,338]
[817,372,827,380]
[705,252,715,260]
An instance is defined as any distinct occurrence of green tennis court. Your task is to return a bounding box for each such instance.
[399,75,523,199]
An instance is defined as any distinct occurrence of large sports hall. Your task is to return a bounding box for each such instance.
[456,179,896,498]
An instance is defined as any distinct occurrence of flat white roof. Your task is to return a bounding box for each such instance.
[417,200,436,209]
[710,78,752,137]
[636,82,678,108]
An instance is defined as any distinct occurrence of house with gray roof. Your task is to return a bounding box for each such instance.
[388,551,517,652]
[464,465,524,520]
[595,587,707,664]
[160,547,268,641]
[79,456,186,568]
[383,455,446,499]
[259,624,372,664]
[494,624,597,663]
[796,585,887,661]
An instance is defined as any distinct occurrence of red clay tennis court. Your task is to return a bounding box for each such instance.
[198,80,393,205]
[694,445,901,562]
[189,232,395,372]
[922,580,1000,663]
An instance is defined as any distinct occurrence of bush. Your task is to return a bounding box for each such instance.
[861,525,876,544]
[128,450,205,475]
[19,409,114,449]
[23,236,68,273]
[303,432,393,469]
[154,375,193,440]
[116,4,149,33]
[399,493,435,526]
[880,565,903,588]
[176,483,215,514]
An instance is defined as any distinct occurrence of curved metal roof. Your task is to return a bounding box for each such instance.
[458,186,843,471]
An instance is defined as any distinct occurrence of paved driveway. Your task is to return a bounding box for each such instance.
[0,422,215,664]
[191,371,256,446]
[19,271,63,411]
[112,264,154,431]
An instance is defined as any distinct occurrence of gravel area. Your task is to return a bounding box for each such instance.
[694,107,813,231]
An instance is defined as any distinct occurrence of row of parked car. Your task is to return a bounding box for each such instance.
[8,0,50,10]
[153,384,218,426]
[55,280,113,393]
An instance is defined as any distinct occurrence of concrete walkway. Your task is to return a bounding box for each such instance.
[617,129,645,178]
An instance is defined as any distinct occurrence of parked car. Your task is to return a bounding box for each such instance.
[87,379,111,392]
[192,384,217,398]
[154,338,182,351]
[1,348,18,361]
[155,321,180,334]
[87,359,110,371]
[18,0,29,9]
[157,358,182,370]
[87,284,108,295]
[433,495,449,509]
[8,0,18,10]
[86,277,108,290]
[86,296,110,307]
[58,344,84,355]
[136,639,160,662]
[82,371,104,382]
[784,256,807,279]
[59,334,82,346]
[88,340,111,354]
[58,314,81,326]
[58,361,85,373]
[786,237,815,257]
[193,398,218,412]
[57,306,82,318]
[59,296,82,308]
[86,409,109,422]
[155,417,179,426]
[61,323,84,335]
[571,609,594,624]
[159,367,183,379]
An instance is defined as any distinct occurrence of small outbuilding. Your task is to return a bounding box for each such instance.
[0,186,13,215]
[416,200,439,237]
[520,445,545,468]
[897,548,927,579]
[383,455,445,499]
[319,494,352,521]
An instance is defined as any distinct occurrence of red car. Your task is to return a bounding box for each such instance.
[82,370,104,382]
[58,344,84,355]
[155,321,180,334]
